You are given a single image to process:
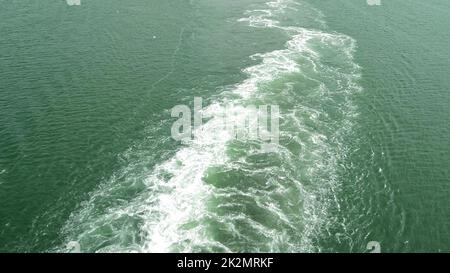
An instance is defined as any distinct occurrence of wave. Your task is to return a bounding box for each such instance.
[59,0,362,253]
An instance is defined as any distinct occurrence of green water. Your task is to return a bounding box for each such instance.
[0,0,449,253]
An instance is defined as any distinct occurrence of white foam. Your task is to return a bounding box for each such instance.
[137,0,360,252]
[66,0,81,6]
[61,0,362,253]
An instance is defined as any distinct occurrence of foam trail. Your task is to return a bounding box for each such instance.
[60,0,362,253]
[139,0,360,252]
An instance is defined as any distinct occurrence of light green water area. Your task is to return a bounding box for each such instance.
[0,0,449,252]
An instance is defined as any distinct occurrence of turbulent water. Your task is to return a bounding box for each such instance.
[0,0,449,252]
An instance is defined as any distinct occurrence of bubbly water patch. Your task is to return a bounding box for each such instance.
[239,0,326,29]
[66,0,81,6]
[60,0,361,253]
